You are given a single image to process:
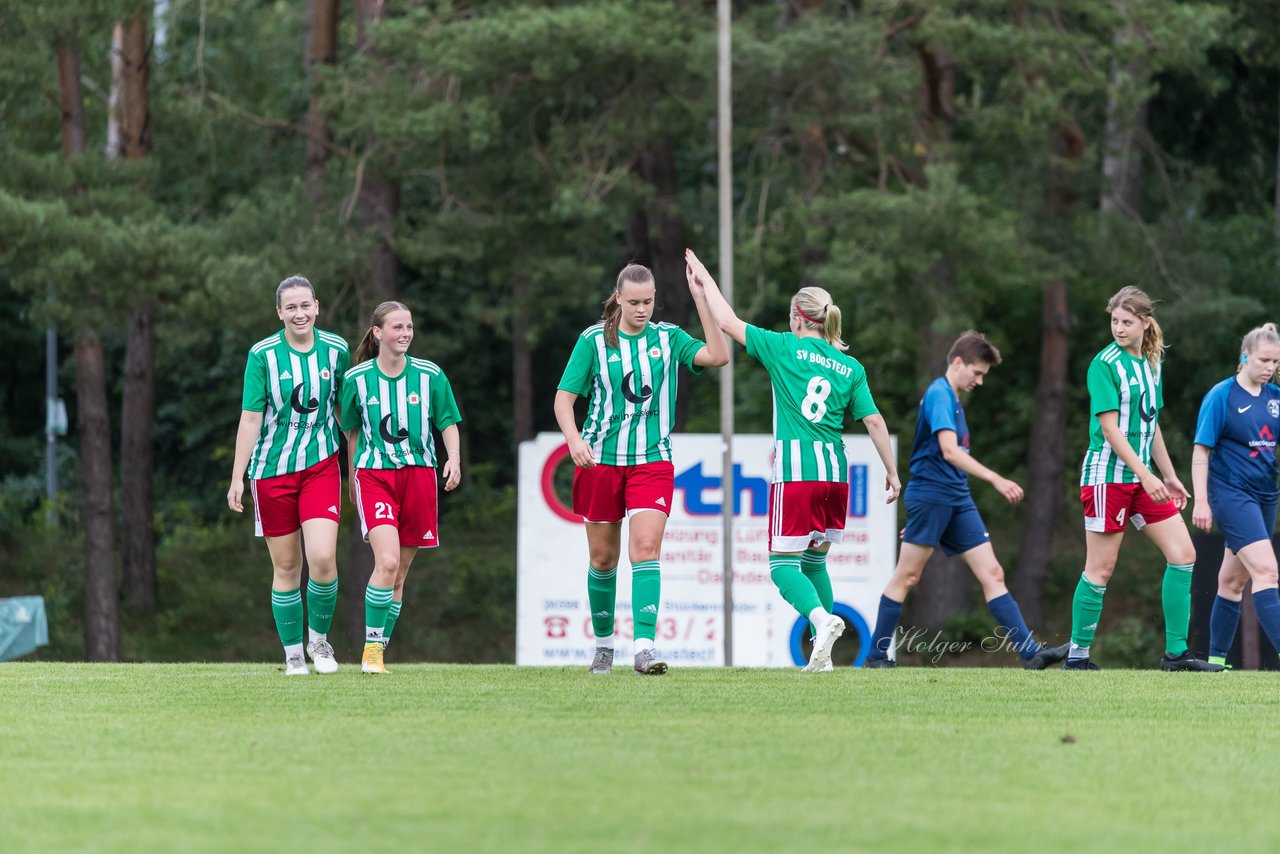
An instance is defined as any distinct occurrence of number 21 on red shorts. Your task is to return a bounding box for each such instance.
[354,466,440,548]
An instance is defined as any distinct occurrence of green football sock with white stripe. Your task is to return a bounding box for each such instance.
[801,549,833,637]
[587,564,617,645]
[1069,573,1106,658]
[271,587,304,649]
[383,600,402,645]
[1162,563,1194,656]
[306,577,338,638]
[364,584,394,644]
[632,561,661,642]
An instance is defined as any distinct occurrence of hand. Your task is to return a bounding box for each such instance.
[1191,501,1213,532]
[1139,472,1171,505]
[884,473,902,504]
[684,248,713,288]
[685,263,704,298]
[227,480,244,513]
[568,436,596,468]
[993,476,1024,505]
[442,458,461,492]
[1164,476,1190,511]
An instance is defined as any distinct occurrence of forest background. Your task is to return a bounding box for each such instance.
[2,0,1277,665]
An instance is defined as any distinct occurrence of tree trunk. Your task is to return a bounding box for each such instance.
[76,329,121,661]
[305,0,339,200]
[1100,27,1146,215]
[118,11,157,612]
[1010,278,1070,626]
[106,24,124,158]
[356,0,397,312]
[511,274,534,445]
[632,138,692,428]
[60,44,121,661]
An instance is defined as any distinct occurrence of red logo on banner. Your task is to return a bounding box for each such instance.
[540,443,580,524]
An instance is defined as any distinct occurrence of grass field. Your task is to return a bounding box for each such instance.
[1,663,1275,853]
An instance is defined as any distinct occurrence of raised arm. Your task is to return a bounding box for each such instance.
[685,248,747,346]
[688,266,730,367]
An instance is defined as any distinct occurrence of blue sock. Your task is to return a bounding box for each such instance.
[1208,595,1242,660]
[987,592,1038,661]
[1252,588,1280,657]
[867,594,903,661]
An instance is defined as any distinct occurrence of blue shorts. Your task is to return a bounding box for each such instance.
[1209,480,1278,554]
[902,496,990,556]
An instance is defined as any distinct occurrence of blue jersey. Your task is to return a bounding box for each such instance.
[1193,377,1280,499]
[905,376,971,503]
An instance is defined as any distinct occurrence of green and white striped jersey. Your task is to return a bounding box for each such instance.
[1080,342,1164,486]
[242,329,350,479]
[338,357,461,470]
[557,322,705,466]
[744,325,878,483]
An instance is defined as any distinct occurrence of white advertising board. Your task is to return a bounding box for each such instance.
[516,432,897,667]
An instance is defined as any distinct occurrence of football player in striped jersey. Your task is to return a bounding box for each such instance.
[554,263,728,675]
[339,301,462,674]
[686,248,900,672]
[227,276,348,676]
[1065,286,1219,671]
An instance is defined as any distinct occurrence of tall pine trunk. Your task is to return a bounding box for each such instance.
[305,0,339,200]
[511,274,534,445]
[60,45,121,660]
[119,11,157,612]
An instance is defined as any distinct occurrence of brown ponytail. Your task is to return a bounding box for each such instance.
[353,300,410,365]
[1106,286,1163,366]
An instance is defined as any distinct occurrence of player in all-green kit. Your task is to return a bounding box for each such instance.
[1065,286,1221,671]
[338,301,462,675]
[554,263,729,675]
[227,276,349,676]
[686,249,901,672]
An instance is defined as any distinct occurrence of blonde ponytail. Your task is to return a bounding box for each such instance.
[792,286,848,351]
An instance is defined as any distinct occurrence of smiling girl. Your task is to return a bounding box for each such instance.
[227,276,349,675]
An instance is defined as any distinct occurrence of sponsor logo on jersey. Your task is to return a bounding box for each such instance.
[1137,391,1157,423]
[621,370,653,404]
[608,353,621,363]
[366,395,379,406]
[408,392,420,406]
[379,415,409,444]
[280,371,292,380]
[1239,405,1252,414]
[1128,377,1140,386]
[290,385,320,414]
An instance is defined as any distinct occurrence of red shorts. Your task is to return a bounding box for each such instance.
[250,454,340,538]
[769,481,850,553]
[572,462,674,523]
[1081,483,1179,533]
[354,466,439,548]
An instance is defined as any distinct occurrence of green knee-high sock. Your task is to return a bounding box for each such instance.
[632,561,661,641]
[1162,563,1194,656]
[801,549,834,637]
[306,578,338,635]
[383,600,403,645]
[587,564,618,644]
[1070,573,1107,652]
[364,584,394,644]
[770,555,823,619]
[271,587,304,648]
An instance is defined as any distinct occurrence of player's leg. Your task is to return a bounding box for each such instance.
[625,462,675,675]
[380,467,439,662]
[1235,532,1280,663]
[298,455,341,672]
[864,543,934,666]
[801,482,851,636]
[355,469,401,674]
[960,541,1065,668]
[1140,510,1220,670]
[1066,485,1128,669]
[573,464,624,674]
[1208,549,1246,666]
[265,530,308,675]
[766,482,844,671]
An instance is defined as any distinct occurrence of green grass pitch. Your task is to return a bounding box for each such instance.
[1,663,1274,853]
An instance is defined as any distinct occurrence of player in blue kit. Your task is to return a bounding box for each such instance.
[863,332,1068,668]
[1191,323,1280,666]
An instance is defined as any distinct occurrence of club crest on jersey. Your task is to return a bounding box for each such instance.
[321,368,330,380]
[408,392,420,406]
[648,347,661,359]
[1270,400,1279,418]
